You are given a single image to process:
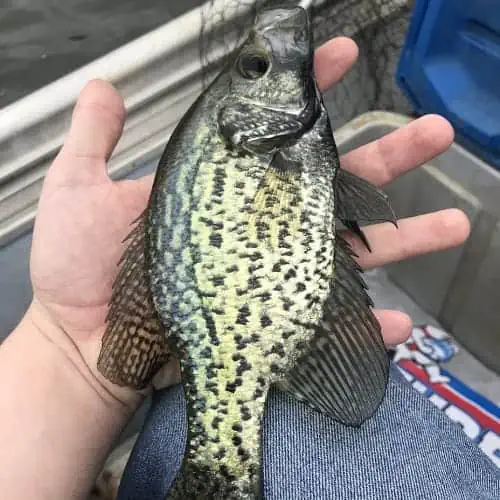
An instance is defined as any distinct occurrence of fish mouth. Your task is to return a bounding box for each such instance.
[218,6,317,154]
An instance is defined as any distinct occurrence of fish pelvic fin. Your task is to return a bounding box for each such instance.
[335,167,397,252]
[97,211,171,390]
[279,234,389,426]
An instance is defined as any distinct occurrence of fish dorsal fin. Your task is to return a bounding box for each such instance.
[97,211,171,389]
[279,234,389,426]
[336,168,397,251]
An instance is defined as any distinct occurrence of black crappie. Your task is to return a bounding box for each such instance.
[98,6,396,499]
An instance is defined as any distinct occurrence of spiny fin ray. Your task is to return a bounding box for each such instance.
[98,211,170,389]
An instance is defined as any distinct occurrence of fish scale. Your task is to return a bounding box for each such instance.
[155,120,335,496]
[97,6,397,499]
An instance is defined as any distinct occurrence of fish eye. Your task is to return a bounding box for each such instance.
[237,52,270,80]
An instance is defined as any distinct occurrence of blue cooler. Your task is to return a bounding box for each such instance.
[396,1,500,169]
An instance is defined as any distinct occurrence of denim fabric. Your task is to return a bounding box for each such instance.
[118,365,500,499]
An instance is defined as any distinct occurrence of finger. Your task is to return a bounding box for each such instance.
[340,114,455,186]
[375,309,413,347]
[314,37,359,91]
[52,79,126,184]
[342,209,471,270]
[115,174,154,216]
[133,173,154,193]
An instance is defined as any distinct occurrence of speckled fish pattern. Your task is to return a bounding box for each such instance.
[97,6,397,499]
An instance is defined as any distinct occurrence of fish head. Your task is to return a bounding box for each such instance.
[218,6,320,155]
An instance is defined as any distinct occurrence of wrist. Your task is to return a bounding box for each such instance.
[0,304,136,499]
[26,298,147,413]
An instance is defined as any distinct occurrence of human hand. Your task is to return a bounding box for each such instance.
[28,81,162,409]
[27,37,469,410]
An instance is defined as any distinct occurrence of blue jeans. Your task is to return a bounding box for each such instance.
[117,365,500,499]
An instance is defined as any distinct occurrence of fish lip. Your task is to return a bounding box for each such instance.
[238,97,302,116]
[244,93,321,132]
[238,92,320,131]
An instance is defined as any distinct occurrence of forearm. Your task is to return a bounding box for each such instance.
[0,304,135,499]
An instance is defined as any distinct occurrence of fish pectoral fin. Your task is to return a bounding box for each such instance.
[281,234,389,426]
[336,167,397,252]
[97,211,171,390]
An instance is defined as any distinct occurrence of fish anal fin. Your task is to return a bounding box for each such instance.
[281,233,389,426]
[97,211,171,390]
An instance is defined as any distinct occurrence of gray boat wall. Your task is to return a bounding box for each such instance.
[1,0,499,392]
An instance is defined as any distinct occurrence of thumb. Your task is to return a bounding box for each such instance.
[50,79,126,185]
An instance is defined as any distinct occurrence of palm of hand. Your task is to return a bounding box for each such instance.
[31,173,149,338]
